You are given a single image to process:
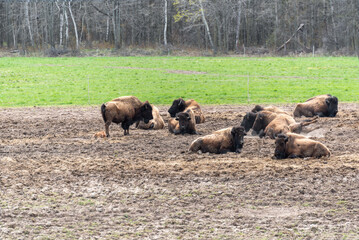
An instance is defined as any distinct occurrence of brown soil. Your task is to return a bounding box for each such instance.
[1,104,359,239]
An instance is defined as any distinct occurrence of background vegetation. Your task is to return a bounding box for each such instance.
[0,0,358,56]
[1,56,358,107]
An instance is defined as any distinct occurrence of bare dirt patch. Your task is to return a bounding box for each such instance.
[1,104,359,239]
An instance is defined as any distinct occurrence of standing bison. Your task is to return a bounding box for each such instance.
[136,105,165,130]
[274,133,331,159]
[189,126,246,154]
[168,98,205,124]
[293,94,338,117]
[101,96,153,137]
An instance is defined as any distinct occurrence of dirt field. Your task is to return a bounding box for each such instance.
[1,104,359,239]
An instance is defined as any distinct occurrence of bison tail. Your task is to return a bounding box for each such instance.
[101,103,107,123]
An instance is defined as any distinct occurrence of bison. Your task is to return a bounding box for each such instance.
[101,96,153,137]
[168,108,198,135]
[252,111,317,139]
[240,112,258,132]
[168,98,205,124]
[189,126,246,154]
[136,105,165,130]
[293,94,338,117]
[274,133,331,159]
[251,105,289,115]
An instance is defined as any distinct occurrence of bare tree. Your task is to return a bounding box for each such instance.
[68,1,79,49]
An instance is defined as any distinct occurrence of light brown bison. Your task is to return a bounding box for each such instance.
[252,111,317,139]
[136,105,165,130]
[189,126,246,154]
[251,105,289,115]
[93,131,106,139]
[168,98,205,124]
[274,132,331,159]
[101,96,153,137]
[168,108,197,135]
[293,94,338,117]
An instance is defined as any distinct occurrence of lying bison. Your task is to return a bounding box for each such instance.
[101,96,153,137]
[251,105,289,115]
[252,111,317,139]
[189,126,246,154]
[274,133,331,159]
[168,108,198,135]
[293,94,338,117]
[168,98,205,124]
[240,112,258,132]
[136,105,165,130]
[241,105,289,133]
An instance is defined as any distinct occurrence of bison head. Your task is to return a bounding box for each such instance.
[326,96,338,117]
[140,101,153,124]
[175,111,191,134]
[240,112,257,132]
[168,98,186,117]
[251,105,264,113]
[251,112,266,136]
[274,134,288,159]
[231,126,246,153]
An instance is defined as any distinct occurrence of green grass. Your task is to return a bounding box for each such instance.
[0,56,358,107]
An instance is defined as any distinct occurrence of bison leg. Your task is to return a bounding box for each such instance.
[314,112,326,117]
[105,121,111,137]
[121,122,130,135]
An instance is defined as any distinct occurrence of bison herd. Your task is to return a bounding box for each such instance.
[96,94,338,159]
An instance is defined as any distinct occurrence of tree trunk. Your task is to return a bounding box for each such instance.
[198,0,216,54]
[68,1,79,49]
[235,0,241,52]
[163,0,168,47]
[64,2,69,48]
[24,0,34,47]
[56,1,64,47]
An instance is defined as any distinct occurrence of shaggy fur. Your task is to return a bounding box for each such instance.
[101,96,153,137]
[168,98,205,124]
[274,133,331,159]
[189,126,246,154]
[136,105,165,130]
[293,94,338,117]
[168,108,197,135]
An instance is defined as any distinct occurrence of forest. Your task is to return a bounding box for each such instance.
[0,0,358,55]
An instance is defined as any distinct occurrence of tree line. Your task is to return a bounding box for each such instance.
[0,0,358,55]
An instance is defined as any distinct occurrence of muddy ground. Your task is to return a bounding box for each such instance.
[1,104,359,239]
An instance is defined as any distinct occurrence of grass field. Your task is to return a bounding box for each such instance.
[0,56,358,107]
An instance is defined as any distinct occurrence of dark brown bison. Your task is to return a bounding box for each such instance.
[136,105,165,130]
[293,94,338,117]
[189,126,246,154]
[168,98,205,124]
[274,133,331,159]
[240,112,258,132]
[168,108,197,135]
[252,111,317,139]
[101,96,153,137]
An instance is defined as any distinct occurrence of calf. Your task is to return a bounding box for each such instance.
[136,105,165,130]
[101,96,153,137]
[168,108,197,135]
[168,98,205,124]
[189,126,246,154]
[293,94,338,117]
[274,133,331,159]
